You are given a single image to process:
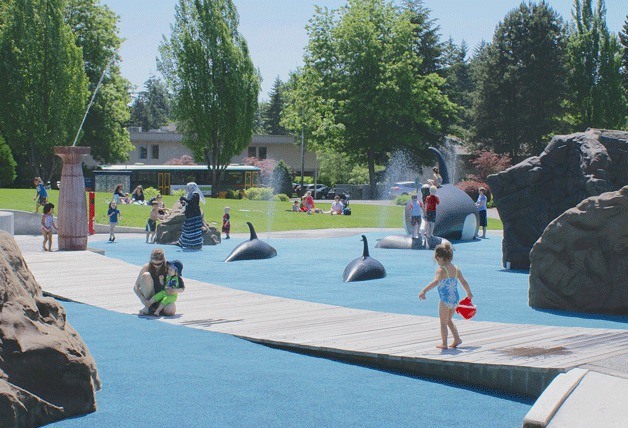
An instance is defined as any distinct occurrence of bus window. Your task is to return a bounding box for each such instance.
[158,172,171,195]
[244,171,259,189]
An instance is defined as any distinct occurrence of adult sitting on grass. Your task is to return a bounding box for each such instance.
[131,185,145,204]
[134,248,179,316]
[330,196,344,215]
[113,184,131,204]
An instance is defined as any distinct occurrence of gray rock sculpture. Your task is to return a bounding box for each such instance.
[487,129,628,269]
[0,231,101,427]
[529,186,628,315]
[155,202,221,245]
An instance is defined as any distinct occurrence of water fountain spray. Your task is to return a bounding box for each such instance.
[72,56,114,147]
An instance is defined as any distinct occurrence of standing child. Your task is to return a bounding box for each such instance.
[418,243,473,349]
[107,200,121,242]
[40,203,57,252]
[475,187,488,239]
[424,186,440,247]
[146,260,184,316]
[222,206,231,239]
[407,194,423,239]
[33,177,48,213]
[146,201,163,244]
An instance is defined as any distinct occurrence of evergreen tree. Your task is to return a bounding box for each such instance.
[471,2,568,158]
[399,0,442,74]
[253,100,267,134]
[130,75,171,131]
[271,159,293,195]
[159,0,260,194]
[440,38,473,138]
[567,0,626,129]
[616,16,627,103]
[263,76,287,135]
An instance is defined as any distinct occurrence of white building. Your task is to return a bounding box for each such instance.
[126,130,318,176]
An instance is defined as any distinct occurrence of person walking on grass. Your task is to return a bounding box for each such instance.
[222,206,231,240]
[107,200,121,242]
[418,243,473,350]
[33,177,48,213]
[475,187,488,239]
[40,203,57,252]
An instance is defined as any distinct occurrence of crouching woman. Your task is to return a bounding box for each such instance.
[134,248,184,316]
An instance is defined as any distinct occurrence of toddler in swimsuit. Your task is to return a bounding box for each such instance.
[419,243,473,349]
[147,260,184,316]
[40,203,57,251]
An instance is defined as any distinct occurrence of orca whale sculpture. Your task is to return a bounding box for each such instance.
[343,235,386,282]
[224,222,277,262]
[377,147,478,251]
[376,234,450,250]
[421,147,478,241]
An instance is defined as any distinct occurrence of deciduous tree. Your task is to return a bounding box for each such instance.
[282,0,456,195]
[0,135,17,187]
[0,0,88,183]
[159,0,260,195]
[65,0,133,164]
[567,0,626,130]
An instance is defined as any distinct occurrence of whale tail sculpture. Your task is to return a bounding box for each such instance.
[224,222,277,262]
[428,146,450,185]
[343,235,386,282]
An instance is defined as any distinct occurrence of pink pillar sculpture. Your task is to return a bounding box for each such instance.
[54,146,91,250]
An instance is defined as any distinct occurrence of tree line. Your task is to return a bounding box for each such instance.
[0,0,626,193]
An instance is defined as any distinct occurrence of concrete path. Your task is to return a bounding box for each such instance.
[14,233,627,427]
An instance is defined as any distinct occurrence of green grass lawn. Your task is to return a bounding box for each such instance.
[0,188,502,233]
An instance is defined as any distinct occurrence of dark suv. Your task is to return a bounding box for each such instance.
[326,188,350,200]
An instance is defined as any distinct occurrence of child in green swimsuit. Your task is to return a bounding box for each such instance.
[148,261,184,316]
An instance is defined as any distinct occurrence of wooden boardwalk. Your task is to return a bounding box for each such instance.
[21,245,628,399]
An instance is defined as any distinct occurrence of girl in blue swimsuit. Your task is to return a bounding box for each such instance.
[419,243,473,349]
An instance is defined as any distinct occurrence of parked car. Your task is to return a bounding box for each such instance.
[387,181,417,198]
[325,188,350,200]
[303,184,329,199]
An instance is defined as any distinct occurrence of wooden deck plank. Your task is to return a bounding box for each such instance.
[16,241,628,399]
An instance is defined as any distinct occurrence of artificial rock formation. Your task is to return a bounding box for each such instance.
[155,202,220,245]
[0,231,100,427]
[487,129,628,269]
[529,186,628,315]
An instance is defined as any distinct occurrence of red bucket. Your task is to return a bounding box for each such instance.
[456,297,476,320]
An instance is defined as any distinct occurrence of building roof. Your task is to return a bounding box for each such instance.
[129,131,296,145]
[97,164,261,172]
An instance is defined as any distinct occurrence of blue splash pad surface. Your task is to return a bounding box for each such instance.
[91,231,627,329]
[51,301,532,427]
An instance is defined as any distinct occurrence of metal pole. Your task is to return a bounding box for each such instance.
[300,113,305,196]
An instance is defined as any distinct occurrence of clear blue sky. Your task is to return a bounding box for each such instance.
[101,0,626,100]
